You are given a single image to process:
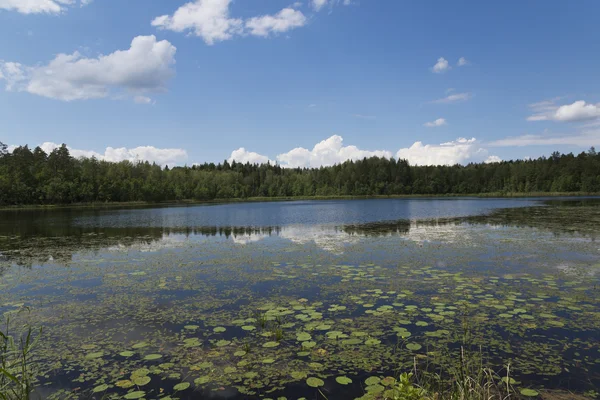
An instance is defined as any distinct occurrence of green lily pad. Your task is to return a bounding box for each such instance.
[194,376,210,385]
[336,376,352,385]
[144,354,162,360]
[291,371,308,380]
[406,343,422,351]
[174,382,190,391]
[84,351,104,360]
[92,384,109,393]
[296,332,312,341]
[213,326,226,333]
[520,389,539,397]
[365,376,381,385]
[119,351,135,357]
[263,341,279,348]
[132,376,151,386]
[124,391,146,399]
[306,377,325,387]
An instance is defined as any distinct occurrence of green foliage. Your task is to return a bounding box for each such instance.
[1,143,600,206]
[384,373,427,400]
[0,316,41,400]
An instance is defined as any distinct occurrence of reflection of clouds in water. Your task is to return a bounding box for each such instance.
[230,234,270,245]
[102,222,481,254]
[402,222,476,244]
[279,225,360,254]
[106,234,193,252]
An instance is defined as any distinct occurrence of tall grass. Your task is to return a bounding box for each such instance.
[0,315,41,400]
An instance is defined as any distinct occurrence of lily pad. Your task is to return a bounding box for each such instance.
[336,376,352,385]
[92,384,109,393]
[174,382,190,391]
[124,391,146,399]
[520,389,539,397]
[306,377,325,388]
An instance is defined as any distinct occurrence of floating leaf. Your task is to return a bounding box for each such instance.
[174,382,190,391]
[124,391,145,399]
[306,377,324,388]
[520,389,539,397]
[336,376,352,385]
[144,354,162,360]
[92,384,109,393]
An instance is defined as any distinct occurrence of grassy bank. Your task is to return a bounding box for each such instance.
[1,192,598,211]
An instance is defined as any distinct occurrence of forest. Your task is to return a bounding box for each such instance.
[1,141,599,206]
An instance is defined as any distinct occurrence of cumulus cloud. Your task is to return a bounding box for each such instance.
[424,118,447,128]
[0,0,89,14]
[37,142,188,166]
[152,0,307,44]
[228,148,274,165]
[432,57,450,73]
[277,135,393,168]
[485,155,502,163]
[431,92,472,104]
[0,35,176,102]
[229,135,497,168]
[396,138,489,166]
[246,8,307,37]
[457,57,469,66]
[151,0,243,45]
[527,99,600,122]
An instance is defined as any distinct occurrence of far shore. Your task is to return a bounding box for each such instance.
[1,192,598,211]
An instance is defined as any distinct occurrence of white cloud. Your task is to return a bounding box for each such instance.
[424,118,447,128]
[396,138,488,166]
[152,0,307,44]
[457,57,469,66]
[0,0,89,14]
[151,0,243,45]
[311,0,328,11]
[134,95,153,105]
[246,8,307,37]
[527,99,600,122]
[228,135,498,168]
[485,155,502,163]
[488,130,600,148]
[276,135,393,168]
[0,35,176,102]
[38,142,188,166]
[554,101,600,122]
[432,57,450,73]
[228,148,274,165]
[431,92,472,104]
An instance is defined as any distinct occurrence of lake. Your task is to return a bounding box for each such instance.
[1,197,599,399]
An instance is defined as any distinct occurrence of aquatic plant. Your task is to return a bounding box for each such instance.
[0,317,41,400]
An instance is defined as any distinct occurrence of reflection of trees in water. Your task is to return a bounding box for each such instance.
[1,199,598,268]
[463,200,600,240]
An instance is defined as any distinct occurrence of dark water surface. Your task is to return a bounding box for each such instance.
[1,198,599,399]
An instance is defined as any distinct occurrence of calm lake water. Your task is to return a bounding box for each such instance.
[1,197,599,399]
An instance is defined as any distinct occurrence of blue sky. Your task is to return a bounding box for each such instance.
[1,0,599,167]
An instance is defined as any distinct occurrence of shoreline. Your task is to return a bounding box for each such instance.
[0,192,598,211]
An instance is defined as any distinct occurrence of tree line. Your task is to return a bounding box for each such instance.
[0,141,599,205]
